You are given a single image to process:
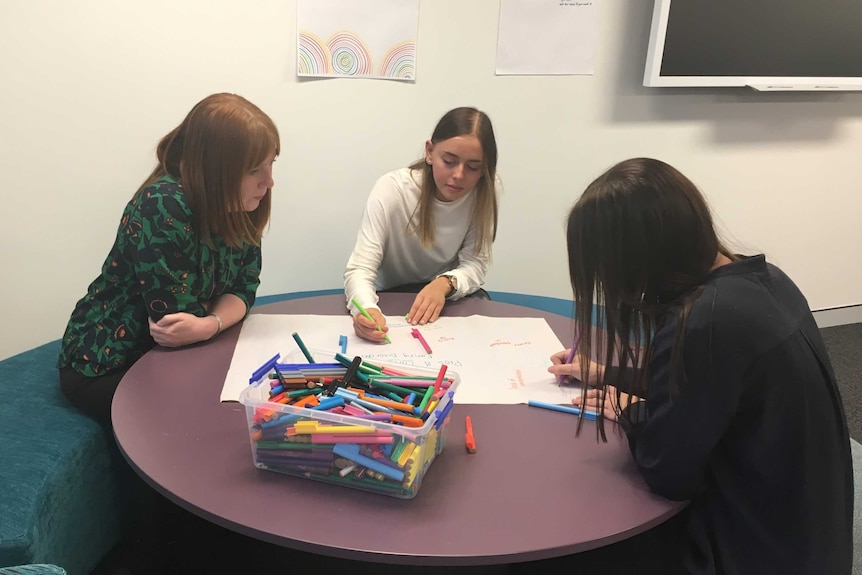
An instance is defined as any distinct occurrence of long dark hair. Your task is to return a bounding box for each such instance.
[408,107,498,255]
[567,158,735,440]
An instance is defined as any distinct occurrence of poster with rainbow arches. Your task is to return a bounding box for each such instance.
[297,0,419,81]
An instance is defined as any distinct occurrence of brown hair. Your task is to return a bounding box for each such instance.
[566,158,735,440]
[138,93,280,247]
[407,107,498,256]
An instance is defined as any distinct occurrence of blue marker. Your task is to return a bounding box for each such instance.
[333,444,405,481]
[527,400,598,421]
[339,334,348,354]
[433,394,456,429]
[276,395,347,426]
[275,362,345,371]
[250,353,281,384]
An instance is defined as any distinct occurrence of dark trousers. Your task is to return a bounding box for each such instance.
[59,365,127,428]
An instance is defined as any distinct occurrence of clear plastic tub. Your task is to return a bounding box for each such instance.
[238,348,460,498]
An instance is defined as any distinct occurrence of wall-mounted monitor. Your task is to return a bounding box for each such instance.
[644,0,862,92]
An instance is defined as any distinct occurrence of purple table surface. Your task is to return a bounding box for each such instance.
[112,293,685,566]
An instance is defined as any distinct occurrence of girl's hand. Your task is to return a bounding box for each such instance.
[580,385,642,422]
[406,278,449,326]
[352,307,389,343]
[148,313,217,347]
[548,349,603,386]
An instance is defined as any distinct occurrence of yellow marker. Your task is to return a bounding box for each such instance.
[401,443,424,487]
[291,421,377,435]
[292,421,318,433]
[314,425,377,434]
[397,442,417,467]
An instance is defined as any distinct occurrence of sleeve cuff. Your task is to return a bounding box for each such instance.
[619,400,648,435]
[437,273,460,300]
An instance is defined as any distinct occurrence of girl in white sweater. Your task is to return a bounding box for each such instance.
[344,107,499,343]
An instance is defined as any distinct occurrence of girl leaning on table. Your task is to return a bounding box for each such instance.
[57,93,279,427]
[544,158,852,575]
[343,106,500,343]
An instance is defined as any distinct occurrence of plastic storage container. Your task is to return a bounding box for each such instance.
[238,349,460,499]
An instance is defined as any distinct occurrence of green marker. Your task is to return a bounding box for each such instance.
[286,388,319,398]
[417,385,435,413]
[362,359,384,373]
[291,331,316,363]
[368,380,417,397]
[350,298,391,343]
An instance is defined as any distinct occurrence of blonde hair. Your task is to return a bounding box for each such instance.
[407,107,498,257]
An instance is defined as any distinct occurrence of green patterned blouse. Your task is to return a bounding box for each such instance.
[58,176,262,377]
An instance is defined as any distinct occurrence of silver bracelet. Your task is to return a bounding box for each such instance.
[209,313,222,337]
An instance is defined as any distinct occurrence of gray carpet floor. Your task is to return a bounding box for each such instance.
[823,322,862,441]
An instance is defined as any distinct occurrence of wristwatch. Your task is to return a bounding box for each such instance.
[442,274,458,297]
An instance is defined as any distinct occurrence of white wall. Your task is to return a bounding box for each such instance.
[2,0,861,361]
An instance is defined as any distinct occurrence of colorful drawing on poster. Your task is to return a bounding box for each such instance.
[327,31,373,76]
[298,31,331,75]
[379,40,415,79]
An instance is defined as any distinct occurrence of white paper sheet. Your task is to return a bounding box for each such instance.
[297,0,419,81]
[221,314,580,405]
[496,0,598,76]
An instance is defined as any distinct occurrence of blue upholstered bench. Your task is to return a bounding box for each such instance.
[0,341,129,575]
[1,291,858,574]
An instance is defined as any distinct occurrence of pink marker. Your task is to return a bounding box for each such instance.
[311,434,394,444]
[373,379,452,389]
[433,364,448,395]
[381,366,412,377]
[411,328,433,354]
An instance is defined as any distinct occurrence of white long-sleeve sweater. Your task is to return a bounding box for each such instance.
[344,167,495,315]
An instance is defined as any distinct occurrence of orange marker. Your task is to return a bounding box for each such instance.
[360,395,422,414]
[465,416,477,454]
[391,414,424,428]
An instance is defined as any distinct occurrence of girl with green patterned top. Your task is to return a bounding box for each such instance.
[57,93,280,426]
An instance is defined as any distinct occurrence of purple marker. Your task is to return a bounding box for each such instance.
[558,330,582,386]
[345,413,392,421]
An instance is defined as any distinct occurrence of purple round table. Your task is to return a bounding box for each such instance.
[112,293,684,566]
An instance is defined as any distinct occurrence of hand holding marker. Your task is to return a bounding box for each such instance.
[557,329,582,386]
[351,298,391,344]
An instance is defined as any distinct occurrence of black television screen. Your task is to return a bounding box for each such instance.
[644,0,862,91]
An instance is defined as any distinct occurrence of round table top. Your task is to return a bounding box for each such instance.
[112,293,684,566]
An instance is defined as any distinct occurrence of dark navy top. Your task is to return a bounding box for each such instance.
[624,255,852,574]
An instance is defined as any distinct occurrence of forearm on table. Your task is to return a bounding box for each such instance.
[207,294,249,334]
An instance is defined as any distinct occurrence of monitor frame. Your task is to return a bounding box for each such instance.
[642,0,862,92]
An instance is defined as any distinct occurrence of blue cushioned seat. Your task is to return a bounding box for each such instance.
[0,342,129,574]
[0,565,66,575]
